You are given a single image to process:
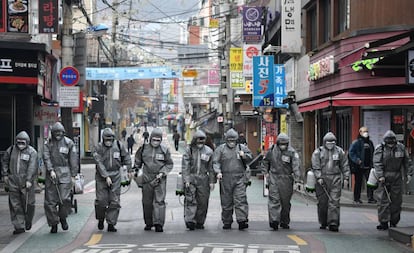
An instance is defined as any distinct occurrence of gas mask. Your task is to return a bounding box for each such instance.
[150,138,161,148]
[53,131,64,141]
[385,138,396,148]
[226,139,237,149]
[16,140,27,150]
[362,132,369,138]
[278,143,288,151]
[196,138,205,149]
[325,141,335,150]
[103,137,114,147]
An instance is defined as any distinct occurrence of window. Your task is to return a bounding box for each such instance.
[322,0,331,43]
[337,0,349,33]
[308,6,317,51]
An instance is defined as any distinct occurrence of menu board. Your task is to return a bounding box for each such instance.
[363,111,391,147]
[7,0,28,33]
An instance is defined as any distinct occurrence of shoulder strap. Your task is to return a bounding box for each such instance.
[117,141,124,163]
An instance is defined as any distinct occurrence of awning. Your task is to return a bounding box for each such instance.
[299,91,414,112]
[332,91,414,107]
[298,97,331,112]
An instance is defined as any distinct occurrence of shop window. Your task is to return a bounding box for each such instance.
[307,5,317,51]
[336,110,352,151]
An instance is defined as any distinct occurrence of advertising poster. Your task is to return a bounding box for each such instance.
[7,0,28,33]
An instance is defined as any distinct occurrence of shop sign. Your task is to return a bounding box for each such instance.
[230,71,244,89]
[352,57,381,72]
[34,106,58,125]
[243,44,261,77]
[408,50,414,85]
[0,49,38,84]
[229,48,243,72]
[274,64,288,108]
[38,0,58,34]
[281,0,301,54]
[242,6,262,42]
[308,55,335,81]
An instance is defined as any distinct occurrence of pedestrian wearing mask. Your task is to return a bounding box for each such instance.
[349,126,375,204]
[311,132,350,232]
[213,128,253,230]
[182,130,215,230]
[262,133,302,230]
[93,128,132,232]
[2,131,37,235]
[373,130,413,230]
[43,122,79,233]
[134,128,173,232]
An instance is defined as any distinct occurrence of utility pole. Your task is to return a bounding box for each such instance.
[61,0,74,138]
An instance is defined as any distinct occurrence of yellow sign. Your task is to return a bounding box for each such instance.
[245,80,253,94]
[209,18,219,28]
[280,114,288,134]
[230,48,243,71]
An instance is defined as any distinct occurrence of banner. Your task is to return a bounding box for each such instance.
[243,44,261,77]
[253,56,274,107]
[86,67,178,80]
[7,0,29,33]
[229,48,243,71]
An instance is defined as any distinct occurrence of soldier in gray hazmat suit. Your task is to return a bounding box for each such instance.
[93,127,132,232]
[213,128,253,230]
[134,128,173,232]
[43,122,79,233]
[2,131,38,234]
[261,133,301,230]
[311,132,350,232]
[182,130,215,230]
[373,130,413,230]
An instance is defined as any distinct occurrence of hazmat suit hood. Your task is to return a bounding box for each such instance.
[383,130,397,141]
[15,131,30,144]
[150,128,163,140]
[225,129,239,140]
[323,132,337,144]
[51,122,65,133]
[276,133,289,145]
[102,128,115,139]
[191,129,207,147]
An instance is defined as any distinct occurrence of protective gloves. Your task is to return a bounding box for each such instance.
[128,172,134,180]
[317,178,324,185]
[3,176,9,185]
[407,175,412,184]
[210,183,215,191]
[50,170,57,180]
[106,177,112,187]
[378,177,385,183]
[343,178,349,189]
[156,172,164,179]
[216,172,223,180]
[71,177,76,185]
[185,182,190,188]
[26,181,32,188]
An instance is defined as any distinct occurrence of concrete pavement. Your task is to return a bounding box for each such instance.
[0,128,414,252]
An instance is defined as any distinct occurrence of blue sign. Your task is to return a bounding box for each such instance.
[60,66,80,86]
[86,67,178,80]
[274,65,288,108]
[252,56,274,107]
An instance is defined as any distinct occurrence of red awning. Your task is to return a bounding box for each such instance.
[299,91,414,112]
[332,91,414,106]
[298,97,331,112]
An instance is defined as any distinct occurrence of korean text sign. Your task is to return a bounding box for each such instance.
[253,55,274,107]
[274,64,288,108]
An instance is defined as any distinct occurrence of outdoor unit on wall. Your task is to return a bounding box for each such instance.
[192,17,199,26]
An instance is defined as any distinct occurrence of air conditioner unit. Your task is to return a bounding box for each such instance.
[192,17,199,26]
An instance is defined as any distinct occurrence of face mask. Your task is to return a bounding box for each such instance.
[279,144,288,151]
[362,132,369,138]
[227,141,236,148]
[104,140,113,147]
[325,141,335,150]
[151,140,161,148]
[197,144,204,149]
[17,141,27,150]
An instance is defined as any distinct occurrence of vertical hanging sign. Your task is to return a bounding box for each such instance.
[253,55,274,107]
[39,0,58,33]
[274,64,288,108]
[281,0,301,54]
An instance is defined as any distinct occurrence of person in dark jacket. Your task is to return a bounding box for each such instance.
[349,126,375,204]
[127,134,135,154]
[173,131,180,151]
